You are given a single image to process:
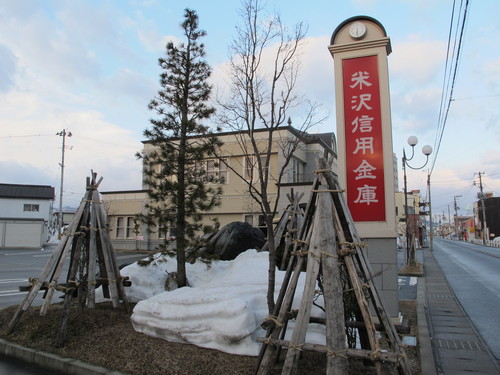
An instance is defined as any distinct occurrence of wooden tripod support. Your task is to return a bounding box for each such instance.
[6,172,130,347]
[255,157,412,375]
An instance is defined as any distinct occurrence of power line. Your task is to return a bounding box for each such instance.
[430,0,470,175]
[0,134,54,139]
[452,93,500,101]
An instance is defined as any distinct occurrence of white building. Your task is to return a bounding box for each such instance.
[0,183,55,248]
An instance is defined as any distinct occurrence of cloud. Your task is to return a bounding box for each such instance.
[0,2,102,90]
[0,160,57,187]
[210,34,334,131]
[0,90,142,206]
[390,35,446,86]
[484,56,500,91]
[0,44,17,92]
[296,36,335,104]
[391,86,442,133]
[99,68,157,109]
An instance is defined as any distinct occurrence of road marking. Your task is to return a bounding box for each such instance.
[3,252,40,256]
[0,291,27,297]
[0,289,43,297]
[463,246,500,259]
[0,279,27,284]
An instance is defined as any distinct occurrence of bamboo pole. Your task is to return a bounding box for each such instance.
[317,158,412,375]
[86,191,99,308]
[281,186,330,374]
[256,338,399,363]
[5,192,90,334]
[317,201,348,374]
[99,207,130,312]
[255,180,320,374]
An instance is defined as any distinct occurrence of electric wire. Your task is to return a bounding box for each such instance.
[430,0,470,176]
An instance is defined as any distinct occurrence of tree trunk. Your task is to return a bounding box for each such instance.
[177,118,188,288]
[265,210,276,314]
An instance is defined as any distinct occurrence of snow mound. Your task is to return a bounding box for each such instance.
[126,249,326,356]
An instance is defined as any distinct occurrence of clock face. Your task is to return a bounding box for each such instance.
[349,22,367,39]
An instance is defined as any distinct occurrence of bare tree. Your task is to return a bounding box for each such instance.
[217,0,325,312]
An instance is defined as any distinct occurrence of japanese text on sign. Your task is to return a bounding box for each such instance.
[342,55,386,222]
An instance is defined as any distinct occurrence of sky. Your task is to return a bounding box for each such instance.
[1,0,499,222]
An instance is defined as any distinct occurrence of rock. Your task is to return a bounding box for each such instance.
[206,221,266,260]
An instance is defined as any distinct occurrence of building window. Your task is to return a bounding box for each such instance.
[116,217,125,238]
[158,221,176,240]
[244,155,268,181]
[291,158,303,183]
[196,158,228,183]
[116,216,138,239]
[23,204,40,212]
[244,214,253,226]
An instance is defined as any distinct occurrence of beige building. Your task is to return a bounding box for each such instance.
[102,126,337,251]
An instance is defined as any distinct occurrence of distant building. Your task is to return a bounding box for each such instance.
[101,126,337,251]
[456,215,474,241]
[51,208,77,231]
[0,183,55,248]
[474,194,500,241]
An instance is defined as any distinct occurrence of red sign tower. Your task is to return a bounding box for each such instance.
[329,16,398,315]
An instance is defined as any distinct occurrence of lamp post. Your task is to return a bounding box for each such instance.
[402,136,432,268]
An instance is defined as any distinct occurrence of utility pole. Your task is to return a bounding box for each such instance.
[448,205,451,233]
[56,129,72,239]
[427,172,433,250]
[475,172,487,244]
[453,195,461,240]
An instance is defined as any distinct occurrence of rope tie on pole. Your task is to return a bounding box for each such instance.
[370,349,382,361]
[327,349,348,358]
[264,315,284,327]
[288,343,304,351]
[291,249,308,257]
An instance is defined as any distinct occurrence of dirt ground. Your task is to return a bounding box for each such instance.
[0,300,420,375]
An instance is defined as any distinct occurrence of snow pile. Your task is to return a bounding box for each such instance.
[123,249,326,356]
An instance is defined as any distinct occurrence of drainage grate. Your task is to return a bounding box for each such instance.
[435,338,485,351]
[428,294,455,299]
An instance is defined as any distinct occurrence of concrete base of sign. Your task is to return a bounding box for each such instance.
[362,237,399,317]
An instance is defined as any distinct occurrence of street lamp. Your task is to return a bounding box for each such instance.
[402,136,432,268]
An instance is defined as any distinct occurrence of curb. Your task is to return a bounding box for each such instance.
[416,270,437,375]
[0,338,128,375]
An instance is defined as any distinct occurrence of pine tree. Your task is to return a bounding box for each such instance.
[138,9,222,288]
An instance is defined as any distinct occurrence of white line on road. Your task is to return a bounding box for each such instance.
[0,279,27,284]
[3,252,40,256]
[0,291,28,297]
[0,290,43,297]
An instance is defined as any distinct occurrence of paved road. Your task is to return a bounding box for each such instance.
[0,246,63,309]
[0,244,147,310]
[0,244,149,374]
[432,238,500,362]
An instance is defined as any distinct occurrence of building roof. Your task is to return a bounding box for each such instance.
[142,125,337,155]
[0,183,55,200]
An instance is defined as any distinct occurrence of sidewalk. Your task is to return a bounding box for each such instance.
[419,248,500,374]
